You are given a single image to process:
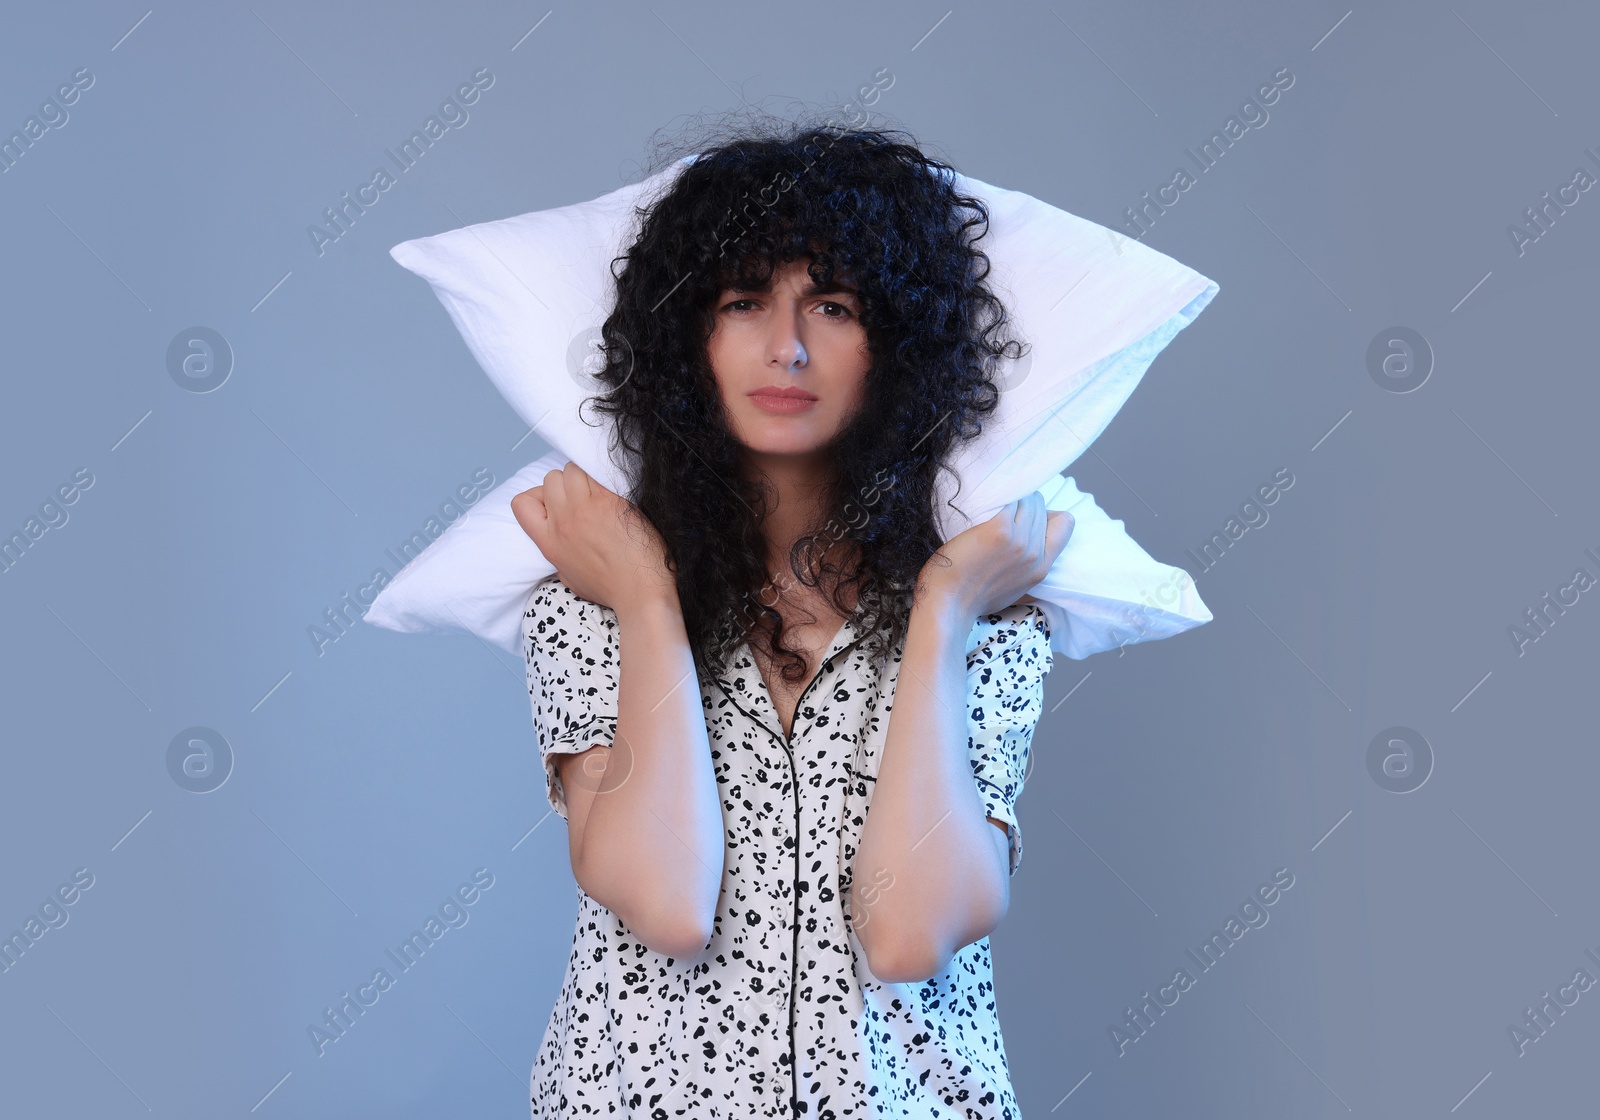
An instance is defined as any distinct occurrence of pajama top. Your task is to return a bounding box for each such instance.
[522,574,1054,1119]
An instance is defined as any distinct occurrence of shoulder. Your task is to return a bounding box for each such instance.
[966,600,1052,667]
[524,576,619,648]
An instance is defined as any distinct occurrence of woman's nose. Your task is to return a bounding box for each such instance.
[770,322,807,369]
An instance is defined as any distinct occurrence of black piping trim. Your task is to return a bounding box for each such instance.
[708,634,870,1119]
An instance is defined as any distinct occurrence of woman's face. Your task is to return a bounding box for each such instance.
[707,257,870,465]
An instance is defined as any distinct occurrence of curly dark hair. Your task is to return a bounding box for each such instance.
[582,111,1029,685]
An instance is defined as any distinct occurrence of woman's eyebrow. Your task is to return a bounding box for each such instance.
[806,280,858,297]
[726,280,858,296]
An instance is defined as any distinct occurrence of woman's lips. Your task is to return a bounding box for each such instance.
[748,387,819,415]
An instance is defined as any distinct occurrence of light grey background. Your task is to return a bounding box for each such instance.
[2,1,1595,1116]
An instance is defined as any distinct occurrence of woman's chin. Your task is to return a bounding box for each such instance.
[734,423,839,458]
[743,441,835,462]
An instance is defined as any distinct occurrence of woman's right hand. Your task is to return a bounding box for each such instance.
[510,461,677,616]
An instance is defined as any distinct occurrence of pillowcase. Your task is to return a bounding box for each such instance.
[364,448,1210,661]
[366,156,1218,658]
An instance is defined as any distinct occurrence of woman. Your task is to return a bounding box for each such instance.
[513,120,1072,1118]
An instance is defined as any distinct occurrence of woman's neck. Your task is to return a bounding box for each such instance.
[743,450,839,582]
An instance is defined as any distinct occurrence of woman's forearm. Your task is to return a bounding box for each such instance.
[851,591,1009,982]
[571,593,725,959]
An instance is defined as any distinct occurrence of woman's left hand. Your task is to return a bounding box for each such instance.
[916,493,1074,620]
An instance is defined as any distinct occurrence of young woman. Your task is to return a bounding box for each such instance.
[513,121,1072,1119]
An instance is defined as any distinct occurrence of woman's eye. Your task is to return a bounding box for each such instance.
[721,298,853,318]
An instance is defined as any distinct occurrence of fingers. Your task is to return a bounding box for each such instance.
[1010,492,1044,559]
[512,486,546,515]
[542,466,567,508]
[511,485,549,543]
[548,461,607,512]
[996,494,1048,557]
[1044,509,1075,562]
[563,460,593,499]
[983,494,1059,573]
[1003,494,1037,529]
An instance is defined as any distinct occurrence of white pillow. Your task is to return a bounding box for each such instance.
[365,447,1209,660]
[366,155,1219,658]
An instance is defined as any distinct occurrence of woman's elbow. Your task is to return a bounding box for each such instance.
[866,938,944,985]
[634,910,714,962]
[576,864,715,960]
[861,901,1008,983]
[858,914,942,983]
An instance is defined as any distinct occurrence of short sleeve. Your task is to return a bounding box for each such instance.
[965,601,1053,877]
[523,575,621,821]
